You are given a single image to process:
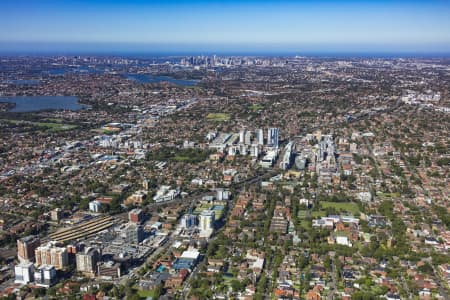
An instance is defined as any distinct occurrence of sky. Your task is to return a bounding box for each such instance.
[1,0,450,55]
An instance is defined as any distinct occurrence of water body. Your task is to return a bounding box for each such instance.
[46,69,67,75]
[125,74,198,86]
[0,96,85,112]
[2,79,41,85]
[44,66,104,76]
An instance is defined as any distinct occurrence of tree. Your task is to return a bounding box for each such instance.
[230,279,245,292]
[324,256,332,271]
[152,283,163,298]
[256,273,267,296]
[378,200,394,220]
[351,291,377,300]
[32,288,46,298]
[417,262,433,274]
[127,294,142,300]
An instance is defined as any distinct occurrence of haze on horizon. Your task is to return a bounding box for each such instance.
[1,0,450,55]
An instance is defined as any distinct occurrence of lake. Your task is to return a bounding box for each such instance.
[125,74,198,86]
[2,79,40,85]
[0,96,86,112]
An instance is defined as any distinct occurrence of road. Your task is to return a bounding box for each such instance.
[398,273,412,300]
[120,232,172,285]
[148,100,403,215]
[431,264,449,300]
[327,253,337,300]
[138,101,406,297]
[176,169,280,299]
[145,168,279,214]
[293,99,403,139]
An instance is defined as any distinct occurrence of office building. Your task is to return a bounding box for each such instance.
[256,128,264,145]
[129,208,144,224]
[279,142,293,170]
[239,129,246,144]
[153,186,179,203]
[270,209,288,234]
[124,223,144,244]
[17,235,40,262]
[199,210,215,232]
[180,214,197,229]
[228,146,237,156]
[76,247,101,275]
[259,150,278,168]
[267,128,279,148]
[295,155,307,170]
[97,261,121,279]
[250,144,259,158]
[50,208,63,222]
[14,262,34,284]
[239,144,248,155]
[89,200,102,213]
[244,130,252,145]
[142,179,149,190]
[216,189,230,201]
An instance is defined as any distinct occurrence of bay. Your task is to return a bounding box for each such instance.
[0,96,86,112]
[125,74,198,86]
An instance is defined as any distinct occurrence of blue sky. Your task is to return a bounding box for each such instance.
[1,0,450,54]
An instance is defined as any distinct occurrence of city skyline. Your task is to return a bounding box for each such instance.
[2,0,450,55]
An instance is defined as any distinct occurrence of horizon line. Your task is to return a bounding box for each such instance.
[2,51,450,59]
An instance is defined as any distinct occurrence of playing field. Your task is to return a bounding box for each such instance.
[206,113,230,121]
[320,201,360,215]
[36,122,78,131]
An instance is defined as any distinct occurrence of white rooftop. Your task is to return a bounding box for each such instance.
[181,249,200,260]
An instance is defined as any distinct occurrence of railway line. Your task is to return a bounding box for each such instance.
[48,216,114,243]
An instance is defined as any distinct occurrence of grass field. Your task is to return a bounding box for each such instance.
[297,210,312,229]
[311,211,326,218]
[37,122,78,131]
[206,113,230,121]
[42,118,63,123]
[137,289,158,298]
[300,220,310,229]
[193,204,212,215]
[298,210,307,218]
[320,201,360,215]
[250,104,263,111]
[1,119,77,132]
[376,191,401,198]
